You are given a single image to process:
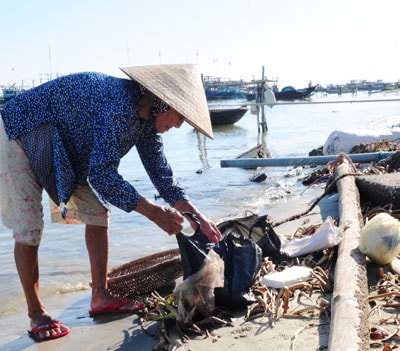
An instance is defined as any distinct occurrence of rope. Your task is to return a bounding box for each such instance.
[272,172,361,227]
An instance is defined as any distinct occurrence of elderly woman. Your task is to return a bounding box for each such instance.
[0,64,221,341]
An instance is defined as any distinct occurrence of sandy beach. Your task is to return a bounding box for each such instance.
[0,186,339,351]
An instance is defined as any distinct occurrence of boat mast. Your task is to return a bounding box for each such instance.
[257,66,268,133]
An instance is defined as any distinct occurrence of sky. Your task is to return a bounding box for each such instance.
[1,0,400,89]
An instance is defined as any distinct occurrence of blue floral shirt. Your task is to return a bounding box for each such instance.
[1,72,189,212]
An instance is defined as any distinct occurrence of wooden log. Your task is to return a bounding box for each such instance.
[328,155,370,351]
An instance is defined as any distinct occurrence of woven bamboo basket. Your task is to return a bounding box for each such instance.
[107,248,183,298]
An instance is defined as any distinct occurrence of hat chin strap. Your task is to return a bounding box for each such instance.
[138,99,154,120]
[138,92,155,120]
[138,108,151,120]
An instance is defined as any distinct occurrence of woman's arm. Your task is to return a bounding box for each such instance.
[134,196,185,235]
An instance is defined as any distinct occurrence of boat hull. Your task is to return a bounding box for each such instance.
[209,106,248,126]
[275,85,317,101]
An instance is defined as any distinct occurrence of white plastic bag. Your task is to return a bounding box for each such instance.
[173,249,224,325]
[281,216,344,258]
[359,213,400,265]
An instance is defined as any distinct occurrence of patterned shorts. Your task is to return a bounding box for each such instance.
[0,121,109,246]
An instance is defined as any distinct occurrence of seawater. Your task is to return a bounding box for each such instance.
[1,90,400,315]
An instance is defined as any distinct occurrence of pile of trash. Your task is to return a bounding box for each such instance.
[115,150,400,350]
[138,213,343,349]
[350,140,400,154]
[138,204,400,350]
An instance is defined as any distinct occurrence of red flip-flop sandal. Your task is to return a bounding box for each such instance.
[89,298,144,316]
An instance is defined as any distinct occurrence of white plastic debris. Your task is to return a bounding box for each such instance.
[322,128,400,155]
[281,216,344,258]
[284,166,303,178]
[261,266,313,289]
[359,213,400,265]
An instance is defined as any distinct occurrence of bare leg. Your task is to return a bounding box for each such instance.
[85,224,142,313]
[14,241,69,339]
[85,224,111,309]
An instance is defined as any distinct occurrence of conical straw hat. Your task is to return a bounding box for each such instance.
[120,64,213,139]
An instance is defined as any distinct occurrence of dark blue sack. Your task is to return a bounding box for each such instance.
[217,212,283,263]
[176,218,263,308]
[214,232,263,307]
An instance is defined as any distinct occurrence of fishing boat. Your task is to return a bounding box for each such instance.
[203,76,246,101]
[209,106,248,126]
[274,85,317,101]
[205,85,245,100]
[2,87,24,102]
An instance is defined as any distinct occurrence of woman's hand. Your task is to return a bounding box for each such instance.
[134,197,184,235]
[186,212,222,243]
[174,200,222,243]
[135,197,222,242]
[153,206,185,235]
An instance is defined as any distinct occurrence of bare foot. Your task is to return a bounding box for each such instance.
[29,315,70,341]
